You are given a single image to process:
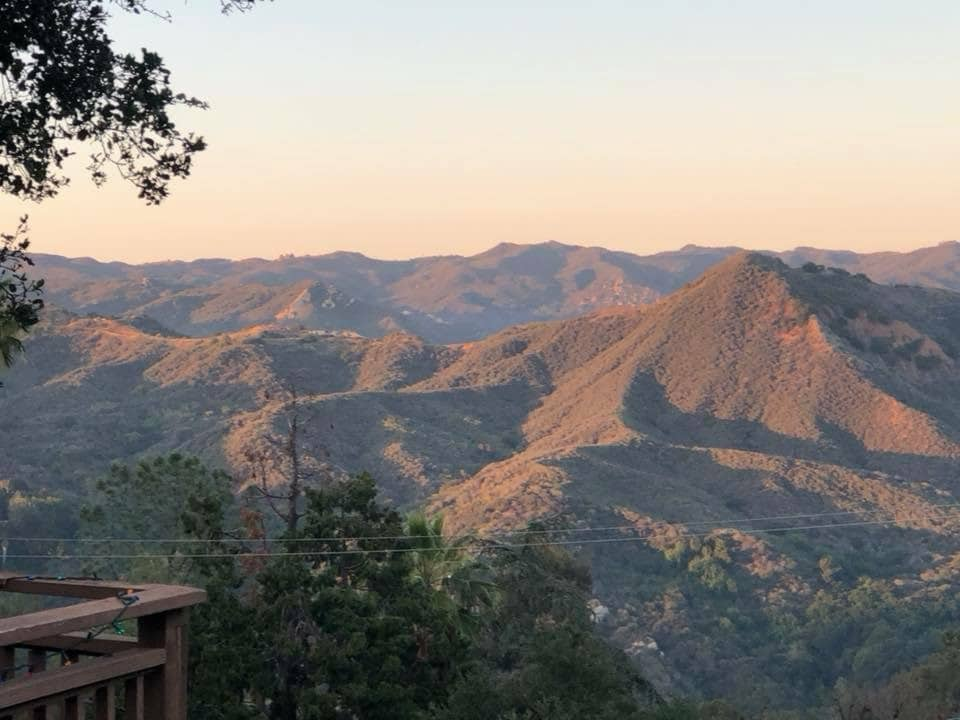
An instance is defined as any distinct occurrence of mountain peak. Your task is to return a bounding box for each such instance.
[716,249,785,270]
[681,250,789,293]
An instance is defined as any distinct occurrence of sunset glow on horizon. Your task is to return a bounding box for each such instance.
[2,0,958,263]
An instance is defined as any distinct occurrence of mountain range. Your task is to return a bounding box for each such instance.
[32,239,960,342]
[7,242,960,706]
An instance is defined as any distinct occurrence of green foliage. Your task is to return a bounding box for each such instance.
[0,0,261,202]
[74,454,253,717]
[831,630,960,719]
[588,515,960,715]
[405,512,497,638]
[799,578,942,687]
[659,536,736,592]
[76,463,667,719]
[2,1,271,366]
[0,217,43,370]
[79,453,236,583]
[249,474,469,719]
[435,542,659,720]
[189,580,261,720]
[685,538,736,592]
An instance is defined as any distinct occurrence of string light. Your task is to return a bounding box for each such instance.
[0,586,139,680]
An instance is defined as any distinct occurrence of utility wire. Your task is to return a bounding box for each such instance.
[3,512,957,561]
[5,502,960,546]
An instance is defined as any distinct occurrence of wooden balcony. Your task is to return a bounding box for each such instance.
[0,572,206,719]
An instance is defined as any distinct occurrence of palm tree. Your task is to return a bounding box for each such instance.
[0,317,24,368]
[405,513,497,658]
[407,513,459,590]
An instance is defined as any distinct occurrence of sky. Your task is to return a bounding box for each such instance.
[2,0,959,262]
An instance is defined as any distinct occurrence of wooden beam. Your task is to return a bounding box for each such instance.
[19,633,137,657]
[0,586,205,647]
[0,649,165,710]
[0,575,144,600]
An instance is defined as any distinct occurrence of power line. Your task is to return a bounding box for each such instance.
[4,512,957,561]
[6,502,960,546]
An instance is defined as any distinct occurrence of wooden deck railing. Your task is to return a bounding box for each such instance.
[0,572,206,719]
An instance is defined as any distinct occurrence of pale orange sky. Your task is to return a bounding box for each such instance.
[2,1,958,262]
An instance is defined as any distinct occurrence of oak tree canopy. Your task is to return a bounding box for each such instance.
[0,0,263,365]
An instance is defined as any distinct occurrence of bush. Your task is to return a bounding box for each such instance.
[914,354,942,371]
[802,262,824,274]
[936,337,957,359]
[894,338,923,359]
[829,319,849,339]
[867,310,892,325]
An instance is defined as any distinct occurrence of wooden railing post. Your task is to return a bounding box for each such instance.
[27,650,45,674]
[94,684,116,720]
[125,676,145,720]
[61,695,79,720]
[0,647,13,681]
[28,651,47,720]
[139,609,189,720]
[0,651,9,720]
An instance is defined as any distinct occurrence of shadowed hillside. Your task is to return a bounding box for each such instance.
[431,253,960,526]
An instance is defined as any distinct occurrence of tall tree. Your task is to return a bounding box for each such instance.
[405,512,496,646]
[79,453,238,583]
[0,0,263,203]
[0,0,266,366]
[435,541,662,720]
[253,473,469,720]
[244,389,325,536]
[79,454,261,719]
